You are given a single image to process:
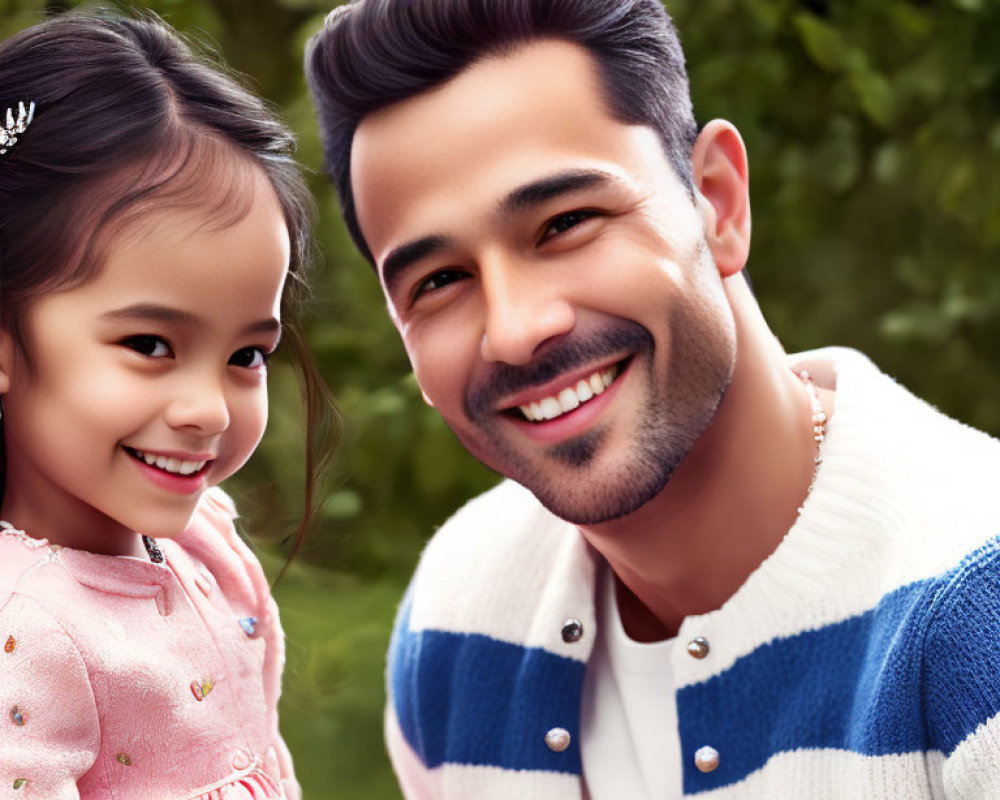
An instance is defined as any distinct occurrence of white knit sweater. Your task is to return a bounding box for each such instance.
[385,348,1000,799]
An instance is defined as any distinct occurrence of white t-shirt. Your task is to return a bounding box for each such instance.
[581,562,683,800]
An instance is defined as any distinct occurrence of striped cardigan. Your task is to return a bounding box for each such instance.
[385,348,1000,799]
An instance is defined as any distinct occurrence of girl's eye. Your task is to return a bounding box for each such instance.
[540,210,599,243]
[229,347,270,369]
[413,268,466,301]
[121,335,172,358]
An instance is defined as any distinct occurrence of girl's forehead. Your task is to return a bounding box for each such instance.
[38,180,289,329]
[105,141,271,244]
[111,164,273,251]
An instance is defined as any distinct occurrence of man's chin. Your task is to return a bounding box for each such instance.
[516,459,677,526]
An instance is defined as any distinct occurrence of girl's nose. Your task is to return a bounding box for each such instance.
[164,373,230,435]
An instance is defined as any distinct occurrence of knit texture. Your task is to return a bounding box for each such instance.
[385,348,1000,799]
[0,488,298,800]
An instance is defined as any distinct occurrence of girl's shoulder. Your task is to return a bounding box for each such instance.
[0,528,65,612]
[165,487,273,615]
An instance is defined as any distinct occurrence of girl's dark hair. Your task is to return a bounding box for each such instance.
[305,0,697,264]
[0,11,334,562]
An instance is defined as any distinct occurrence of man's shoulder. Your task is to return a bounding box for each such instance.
[417,479,587,588]
[399,479,596,646]
[386,481,595,779]
[431,479,564,544]
[808,346,1000,541]
[916,537,1000,757]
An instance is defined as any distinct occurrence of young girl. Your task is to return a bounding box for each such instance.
[0,12,329,799]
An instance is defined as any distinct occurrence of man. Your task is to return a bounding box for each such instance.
[306,1,1000,797]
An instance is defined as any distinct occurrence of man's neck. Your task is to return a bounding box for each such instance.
[577,299,834,641]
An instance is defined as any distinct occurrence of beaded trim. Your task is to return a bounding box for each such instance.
[797,369,828,465]
[0,520,48,550]
[1,520,163,563]
[794,369,828,515]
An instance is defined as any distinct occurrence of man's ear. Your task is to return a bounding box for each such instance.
[690,119,751,278]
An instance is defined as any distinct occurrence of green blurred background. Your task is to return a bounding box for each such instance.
[3,0,1000,796]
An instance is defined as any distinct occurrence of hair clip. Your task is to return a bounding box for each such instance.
[0,101,36,157]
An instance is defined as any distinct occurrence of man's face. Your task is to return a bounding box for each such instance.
[351,40,737,525]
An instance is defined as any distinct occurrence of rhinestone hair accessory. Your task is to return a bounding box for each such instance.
[0,101,36,157]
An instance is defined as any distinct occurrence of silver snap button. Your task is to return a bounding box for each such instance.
[694,745,719,773]
[545,727,571,752]
[561,618,584,643]
[686,636,710,659]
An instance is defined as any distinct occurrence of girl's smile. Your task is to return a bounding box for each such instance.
[123,446,214,495]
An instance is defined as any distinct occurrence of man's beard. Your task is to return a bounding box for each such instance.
[460,309,734,525]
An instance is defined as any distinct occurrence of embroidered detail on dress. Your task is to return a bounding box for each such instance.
[12,778,26,790]
[185,757,281,799]
[4,635,15,654]
[116,752,132,766]
[231,748,253,770]
[10,706,25,726]
[239,616,258,636]
[190,679,216,701]
[0,520,48,549]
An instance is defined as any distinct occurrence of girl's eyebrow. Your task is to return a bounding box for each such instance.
[101,303,280,335]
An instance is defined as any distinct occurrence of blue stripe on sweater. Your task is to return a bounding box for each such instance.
[391,538,1000,788]
[390,599,586,773]
[682,541,1000,792]
[678,580,933,792]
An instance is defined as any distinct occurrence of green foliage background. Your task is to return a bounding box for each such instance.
[3,0,999,796]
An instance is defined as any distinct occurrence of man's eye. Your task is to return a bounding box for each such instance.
[413,268,466,300]
[541,210,599,242]
[229,347,270,369]
[121,335,172,358]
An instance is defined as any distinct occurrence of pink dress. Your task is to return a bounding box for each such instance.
[0,489,300,800]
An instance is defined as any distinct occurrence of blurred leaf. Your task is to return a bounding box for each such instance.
[794,13,850,72]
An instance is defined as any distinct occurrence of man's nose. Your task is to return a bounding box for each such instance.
[479,257,575,365]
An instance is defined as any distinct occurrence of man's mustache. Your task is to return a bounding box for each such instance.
[465,322,654,420]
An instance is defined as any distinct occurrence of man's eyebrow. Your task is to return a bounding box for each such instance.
[499,169,616,217]
[381,234,452,296]
[101,303,281,336]
[379,171,615,294]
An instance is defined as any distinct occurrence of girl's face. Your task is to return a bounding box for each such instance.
[0,175,290,555]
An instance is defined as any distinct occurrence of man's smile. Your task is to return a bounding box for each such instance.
[515,362,623,422]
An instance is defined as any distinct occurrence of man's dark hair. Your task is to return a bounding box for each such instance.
[306,0,697,264]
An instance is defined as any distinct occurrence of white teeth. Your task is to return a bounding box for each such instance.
[517,364,621,422]
[557,388,580,413]
[540,397,561,420]
[133,449,206,476]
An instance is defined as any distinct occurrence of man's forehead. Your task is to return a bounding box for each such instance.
[354,39,603,143]
[349,38,676,269]
[349,39,614,203]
